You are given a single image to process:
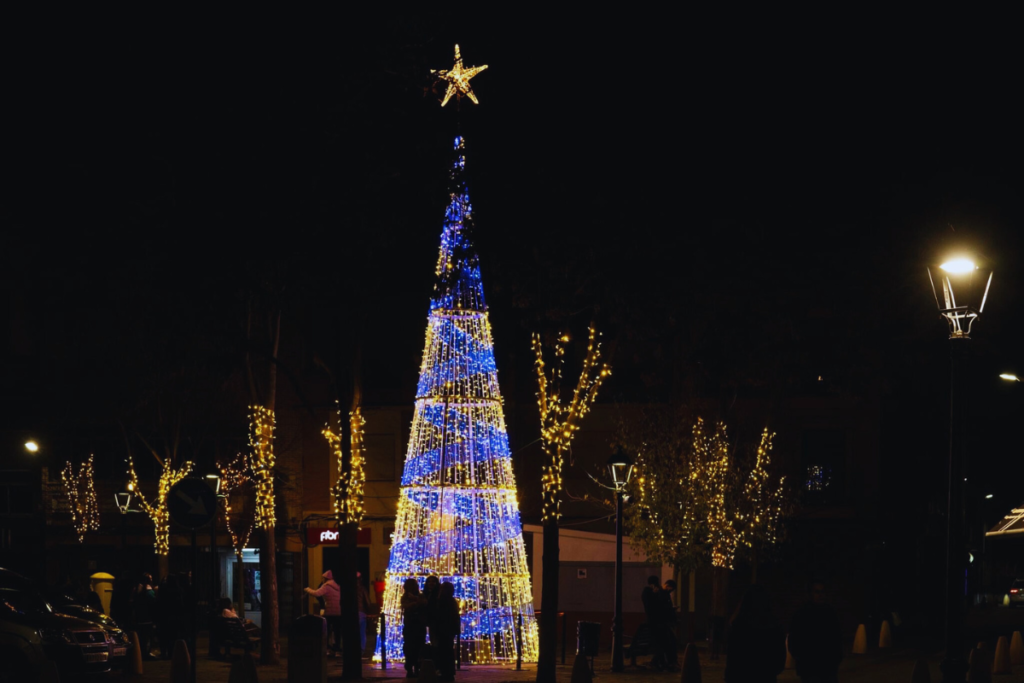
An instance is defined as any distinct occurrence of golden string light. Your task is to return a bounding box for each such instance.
[326,403,367,527]
[432,44,488,106]
[218,453,255,559]
[61,454,100,543]
[533,326,611,522]
[246,405,276,529]
[125,454,194,555]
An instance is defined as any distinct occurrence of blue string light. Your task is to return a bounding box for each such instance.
[375,137,538,663]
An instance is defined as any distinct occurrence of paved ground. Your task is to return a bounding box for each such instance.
[133,639,1024,682]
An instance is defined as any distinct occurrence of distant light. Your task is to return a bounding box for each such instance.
[985,494,994,499]
[127,481,135,492]
[24,441,39,453]
[999,373,1020,382]
[940,258,976,274]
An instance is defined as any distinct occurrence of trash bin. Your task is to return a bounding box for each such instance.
[577,621,601,657]
[288,615,327,683]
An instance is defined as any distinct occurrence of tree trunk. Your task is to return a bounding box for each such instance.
[259,527,280,663]
[711,565,729,619]
[235,558,245,620]
[536,519,559,683]
[338,521,362,680]
[259,310,282,664]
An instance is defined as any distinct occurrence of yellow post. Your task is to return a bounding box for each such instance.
[992,636,1011,675]
[785,635,795,669]
[1010,631,1024,666]
[852,624,867,654]
[878,620,893,648]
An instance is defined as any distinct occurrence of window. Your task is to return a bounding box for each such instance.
[0,471,34,516]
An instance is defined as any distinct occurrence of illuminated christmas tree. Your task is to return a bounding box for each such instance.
[377,136,538,664]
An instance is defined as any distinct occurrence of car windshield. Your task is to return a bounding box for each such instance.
[0,588,54,616]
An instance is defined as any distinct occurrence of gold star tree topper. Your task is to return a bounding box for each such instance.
[432,44,488,106]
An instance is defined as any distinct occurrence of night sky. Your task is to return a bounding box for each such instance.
[4,14,1023,520]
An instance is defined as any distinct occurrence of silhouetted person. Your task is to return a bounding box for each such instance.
[788,581,843,683]
[724,583,786,683]
[401,579,427,678]
[109,577,135,631]
[641,575,665,669]
[356,572,371,653]
[134,573,157,659]
[657,579,679,670]
[434,582,461,682]
[156,574,183,659]
[423,574,440,637]
[304,570,341,656]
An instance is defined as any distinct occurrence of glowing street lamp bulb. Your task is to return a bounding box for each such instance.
[999,373,1020,382]
[24,441,39,453]
[985,494,994,499]
[939,258,976,274]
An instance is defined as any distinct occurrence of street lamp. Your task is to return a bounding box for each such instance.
[204,472,223,654]
[115,489,135,550]
[607,447,633,673]
[24,440,39,453]
[927,253,993,683]
[998,373,1019,382]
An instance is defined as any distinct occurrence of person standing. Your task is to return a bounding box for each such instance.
[305,570,342,656]
[156,574,183,659]
[356,572,371,655]
[723,584,786,683]
[657,579,679,671]
[133,574,157,660]
[434,582,461,682]
[641,575,665,670]
[788,581,843,683]
[401,579,427,678]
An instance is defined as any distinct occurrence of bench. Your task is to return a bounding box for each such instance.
[210,616,260,657]
[625,623,652,666]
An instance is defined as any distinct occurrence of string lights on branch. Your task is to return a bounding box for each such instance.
[533,326,611,523]
[125,454,194,555]
[218,453,255,559]
[246,405,276,530]
[376,135,537,665]
[61,454,100,543]
[327,403,367,528]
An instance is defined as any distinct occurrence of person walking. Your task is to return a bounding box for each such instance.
[304,570,342,656]
[788,581,843,683]
[434,582,461,682]
[401,579,427,678]
[724,583,787,683]
[641,575,665,670]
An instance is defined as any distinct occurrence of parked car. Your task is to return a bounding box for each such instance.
[1010,578,1024,608]
[0,568,114,682]
[46,591,133,668]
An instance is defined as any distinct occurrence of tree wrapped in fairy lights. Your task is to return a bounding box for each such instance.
[376,136,537,664]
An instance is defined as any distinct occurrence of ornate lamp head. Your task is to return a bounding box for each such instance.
[928,255,993,338]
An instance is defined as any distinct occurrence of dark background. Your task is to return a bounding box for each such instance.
[3,11,1022,596]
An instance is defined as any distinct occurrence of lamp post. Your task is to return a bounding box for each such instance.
[607,447,634,673]
[114,490,132,550]
[928,255,993,683]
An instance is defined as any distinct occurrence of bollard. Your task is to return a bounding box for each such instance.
[170,639,191,683]
[123,631,144,682]
[968,645,992,683]
[680,643,702,683]
[852,624,868,654]
[1011,631,1024,666]
[784,635,794,669]
[911,657,931,683]
[516,610,524,671]
[287,615,327,683]
[228,652,259,683]
[879,619,893,648]
[569,652,593,683]
[419,658,439,683]
[380,612,388,670]
[993,636,1011,675]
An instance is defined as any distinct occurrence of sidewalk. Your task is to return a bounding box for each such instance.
[138,638,1024,682]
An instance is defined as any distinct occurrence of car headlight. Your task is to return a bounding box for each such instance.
[38,627,74,644]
